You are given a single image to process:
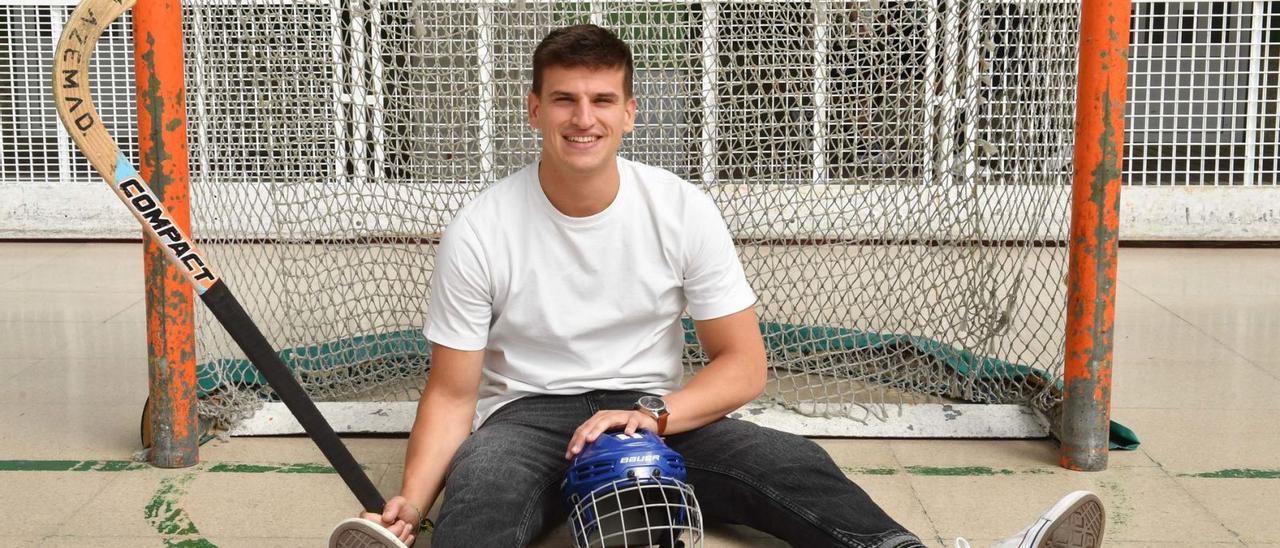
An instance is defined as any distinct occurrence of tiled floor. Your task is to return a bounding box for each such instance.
[1,242,1278,547]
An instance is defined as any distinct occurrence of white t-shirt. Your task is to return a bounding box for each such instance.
[424,157,757,430]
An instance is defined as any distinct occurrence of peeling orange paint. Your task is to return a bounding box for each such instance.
[135,0,198,469]
[1062,0,1131,472]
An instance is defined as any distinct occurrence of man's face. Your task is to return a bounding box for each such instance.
[528,65,636,177]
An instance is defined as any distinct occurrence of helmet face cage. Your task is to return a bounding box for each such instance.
[562,431,704,548]
[567,477,703,548]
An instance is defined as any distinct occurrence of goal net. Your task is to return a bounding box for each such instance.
[178,0,1080,435]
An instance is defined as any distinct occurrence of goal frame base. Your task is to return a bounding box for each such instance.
[227,402,1050,439]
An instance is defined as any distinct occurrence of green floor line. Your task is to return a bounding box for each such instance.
[1180,468,1280,479]
[1096,479,1131,527]
[205,463,339,474]
[849,466,1280,478]
[905,465,1016,476]
[0,460,339,473]
[0,459,148,472]
[0,461,349,547]
[841,466,899,476]
[12,460,1271,480]
[1020,467,1055,475]
[145,473,215,548]
[841,465,1062,477]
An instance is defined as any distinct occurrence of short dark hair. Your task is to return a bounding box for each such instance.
[531,24,634,97]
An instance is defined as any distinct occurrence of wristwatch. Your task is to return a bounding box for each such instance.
[634,395,670,435]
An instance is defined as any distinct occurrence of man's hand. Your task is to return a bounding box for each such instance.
[565,409,658,459]
[358,495,422,546]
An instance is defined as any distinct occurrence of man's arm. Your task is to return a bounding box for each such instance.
[565,306,766,458]
[362,343,483,543]
[663,306,766,433]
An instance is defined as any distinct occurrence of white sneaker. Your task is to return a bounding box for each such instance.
[955,490,1105,548]
[329,517,410,548]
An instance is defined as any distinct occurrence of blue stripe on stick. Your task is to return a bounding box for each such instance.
[115,151,140,181]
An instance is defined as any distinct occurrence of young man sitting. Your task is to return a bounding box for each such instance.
[339,24,1107,548]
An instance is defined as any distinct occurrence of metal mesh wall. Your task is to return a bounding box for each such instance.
[1126,0,1280,186]
[1,4,137,185]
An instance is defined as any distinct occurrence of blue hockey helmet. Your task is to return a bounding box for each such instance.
[562,430,702,548]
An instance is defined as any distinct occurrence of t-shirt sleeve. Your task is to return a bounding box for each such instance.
[423,216,492,351]
[682,192,757,320]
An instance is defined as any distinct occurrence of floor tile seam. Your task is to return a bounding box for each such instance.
[0,288,145,294]
[0,358,44,385]
[0,356,149,364]
[102,318,147,327]
[1121,447,1160,468]
[371,461,392,493]
[1128,446,1168,473]
[1129,288,1280,299]
[1151,459,1250,545]
[59,471,134,526]
[98,296,146,324]
[1126,447,1280,478]
[0,352,151,360]
[1120,283,1227,333]
[1121,269,1280,295]
[1112,403,1280,411]
[1114,404,1280,411]
[6,302,144,323]
[1121,284,1280,383]
[1117,269,1280,297]
[1114,403,1280,412]
[885,441,943,545]
[1112,281,1256,331]
[1,318,139,325]
[1114,353,1266,366]
[0,252,75,288]
[0,458,395,474]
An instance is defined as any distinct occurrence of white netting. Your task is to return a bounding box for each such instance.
[179,0,1079,431]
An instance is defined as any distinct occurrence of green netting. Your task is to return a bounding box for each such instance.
[196,321,1137,450]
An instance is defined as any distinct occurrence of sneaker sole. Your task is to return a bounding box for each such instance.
[329,517,409,548]
[1036,493,1106,548]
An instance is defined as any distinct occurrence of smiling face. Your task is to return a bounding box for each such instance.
[527,64,637,179]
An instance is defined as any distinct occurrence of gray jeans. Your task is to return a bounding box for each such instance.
[432,390,924,548]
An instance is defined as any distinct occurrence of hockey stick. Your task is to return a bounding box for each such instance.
[53,0,387,515]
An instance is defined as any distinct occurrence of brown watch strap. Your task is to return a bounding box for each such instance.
[656,413,668,436]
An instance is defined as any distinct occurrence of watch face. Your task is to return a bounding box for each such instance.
[638,395,665,413]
